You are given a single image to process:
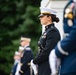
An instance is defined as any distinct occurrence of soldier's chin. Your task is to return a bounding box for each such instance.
[73,0,76,2]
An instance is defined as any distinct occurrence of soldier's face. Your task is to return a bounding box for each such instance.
[20,40,29,47]
[20,40,25,47]
[39,15,51,25]
[14,55,20,60]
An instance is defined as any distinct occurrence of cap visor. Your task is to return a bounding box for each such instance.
[38,14,44,18]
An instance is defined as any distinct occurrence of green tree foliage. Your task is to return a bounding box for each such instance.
[0,0,41,74]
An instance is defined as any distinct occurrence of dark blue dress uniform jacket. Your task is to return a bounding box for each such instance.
[19,46,34,75]
[33,24,60,75]
[55,0,76,75]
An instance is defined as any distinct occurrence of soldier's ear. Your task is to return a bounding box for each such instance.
[47,15,52,20]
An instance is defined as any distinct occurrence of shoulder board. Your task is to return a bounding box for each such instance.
[25,47,31,51]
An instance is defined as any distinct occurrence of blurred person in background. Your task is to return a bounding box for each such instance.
[10,51,21,75]
[19,35,34,75]
[15,46,24,75]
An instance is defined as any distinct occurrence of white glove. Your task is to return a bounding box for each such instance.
[31,60,38,75]
[15,62,21,75]
[49,49,60,75]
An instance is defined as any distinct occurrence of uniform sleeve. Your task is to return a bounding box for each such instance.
[33,30,60,64]
[55,25,76,58]
[19,50,33,74]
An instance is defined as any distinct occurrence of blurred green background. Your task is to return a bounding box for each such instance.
[0,0,41,75]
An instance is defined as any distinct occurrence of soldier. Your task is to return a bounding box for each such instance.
[19,35,34,75]
[15,46,24,75]
[49,0,76,75]
[10,51,21,75]
[31,7,60,75]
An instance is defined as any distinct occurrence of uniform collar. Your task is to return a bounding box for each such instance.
[45,23,54,31]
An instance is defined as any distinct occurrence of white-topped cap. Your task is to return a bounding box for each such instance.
[40,7,57,15]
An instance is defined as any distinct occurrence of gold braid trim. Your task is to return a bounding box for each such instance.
[20,70,24,73]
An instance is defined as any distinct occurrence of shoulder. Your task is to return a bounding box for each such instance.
[24,47,31,51]
[49,26,59,34]
[47,26,60,38]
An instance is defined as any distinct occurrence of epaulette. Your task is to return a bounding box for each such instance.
[25,47,31,51]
